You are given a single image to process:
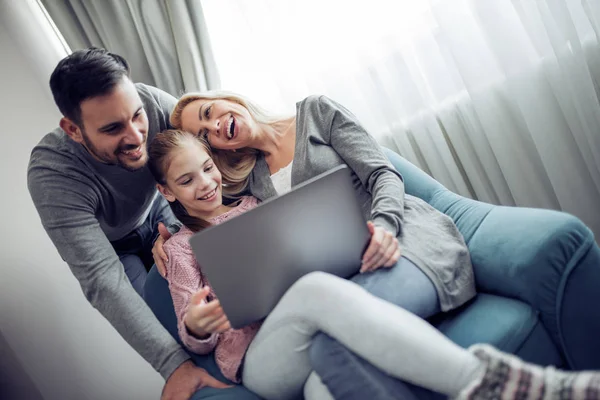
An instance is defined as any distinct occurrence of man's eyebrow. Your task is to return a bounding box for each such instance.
[99,121,122,132]
[98,106,144,132]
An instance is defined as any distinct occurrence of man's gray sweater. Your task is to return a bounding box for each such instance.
[27,83,188,379]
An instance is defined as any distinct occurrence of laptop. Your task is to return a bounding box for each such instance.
[189,165,371,329]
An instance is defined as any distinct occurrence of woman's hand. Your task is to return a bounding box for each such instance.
[184,287,232,339]
[152,222,172,277]
[360,221,401,273]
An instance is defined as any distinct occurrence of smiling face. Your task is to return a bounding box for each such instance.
[180,98,256,151]
[60,77,149,171]
[157,139,225,220]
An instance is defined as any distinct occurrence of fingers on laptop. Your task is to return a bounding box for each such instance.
[190,286,210,305]
[361,222,399,273]
[187,287,231,334]
[205,314,231,333]
[190,304,230,335]
[384,246,401,267]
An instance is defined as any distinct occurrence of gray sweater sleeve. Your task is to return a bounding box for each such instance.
[27,167,190,379]
[27,84,191,380]
[316,95,406,236]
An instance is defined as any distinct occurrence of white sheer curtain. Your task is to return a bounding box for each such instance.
[202,0,600,237]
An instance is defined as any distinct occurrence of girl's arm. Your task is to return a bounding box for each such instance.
[164,238,219,355]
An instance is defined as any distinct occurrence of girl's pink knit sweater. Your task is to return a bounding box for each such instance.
[163,196,262,382]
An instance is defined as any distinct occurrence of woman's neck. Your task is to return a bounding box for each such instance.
[251,116,296,157]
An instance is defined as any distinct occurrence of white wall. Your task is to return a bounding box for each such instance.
[0,1,164,399]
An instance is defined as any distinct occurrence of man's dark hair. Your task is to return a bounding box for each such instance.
[49,47,131,125]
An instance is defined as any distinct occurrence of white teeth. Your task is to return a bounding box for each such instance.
[199,188,217,200]
[122,146,141,155]
[227,117,234,139]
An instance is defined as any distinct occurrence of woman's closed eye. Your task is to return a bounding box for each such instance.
[204,164,214,173]
[179,178,192,186]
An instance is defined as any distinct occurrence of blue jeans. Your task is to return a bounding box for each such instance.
[110,196,175,296]
[308,257,444,400]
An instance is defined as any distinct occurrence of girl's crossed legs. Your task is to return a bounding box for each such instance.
[243,271,600,400]
[242,271,482,400]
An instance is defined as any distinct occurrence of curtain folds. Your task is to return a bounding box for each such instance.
[41,0,220,95]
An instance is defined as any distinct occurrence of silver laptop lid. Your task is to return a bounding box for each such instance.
[190,165,370,329]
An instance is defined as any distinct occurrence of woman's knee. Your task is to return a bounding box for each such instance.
[351,257,440,317]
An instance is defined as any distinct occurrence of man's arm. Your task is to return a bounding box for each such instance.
[27,164,190,379]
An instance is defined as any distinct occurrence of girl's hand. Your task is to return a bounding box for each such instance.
[184,287,231,338]
[360,221,401,273]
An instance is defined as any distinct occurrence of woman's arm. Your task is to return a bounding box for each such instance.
[315,95,406,237]
[164,239,219,355]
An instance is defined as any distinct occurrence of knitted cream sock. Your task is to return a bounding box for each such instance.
[454,344,600,400]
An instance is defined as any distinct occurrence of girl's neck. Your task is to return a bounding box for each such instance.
[190,203,234,221]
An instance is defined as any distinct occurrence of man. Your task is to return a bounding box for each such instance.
[27,48,227,400]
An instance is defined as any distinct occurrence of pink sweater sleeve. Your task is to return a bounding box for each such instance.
[164,232,219,355]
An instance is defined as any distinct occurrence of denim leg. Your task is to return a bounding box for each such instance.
[119,254,147,296]
[139,196,177,244]
[309,257,443,400]
[348,257,440,317]
[133,196,176,269]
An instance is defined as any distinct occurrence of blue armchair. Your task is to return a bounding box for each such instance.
[143,148,600,399]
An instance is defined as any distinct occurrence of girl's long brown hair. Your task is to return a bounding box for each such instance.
[148,129,212,232]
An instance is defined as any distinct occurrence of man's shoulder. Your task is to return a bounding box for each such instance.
[27,127,94,195]
[135,82,177,134]
[135,83,175,112]
[29,128,78,170]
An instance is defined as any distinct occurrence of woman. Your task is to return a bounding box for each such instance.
[148,129,600,400]
[167,91,475,307]
[157,92,475,399]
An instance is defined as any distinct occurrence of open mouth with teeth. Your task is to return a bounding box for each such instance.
[198,187,218,201]
[120,145,143,159]
[226,116,236,140]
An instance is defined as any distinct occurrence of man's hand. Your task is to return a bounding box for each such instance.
[161,360,231,400]
[153,222,172,277]
[360,221,401,273]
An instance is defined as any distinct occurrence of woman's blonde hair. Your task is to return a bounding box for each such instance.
[170,90,285,197]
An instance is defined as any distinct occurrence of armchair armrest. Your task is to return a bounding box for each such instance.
[466,205,600,369]
[382,145,600,369]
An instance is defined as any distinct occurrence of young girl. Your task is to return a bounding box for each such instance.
[148,129,600,400]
